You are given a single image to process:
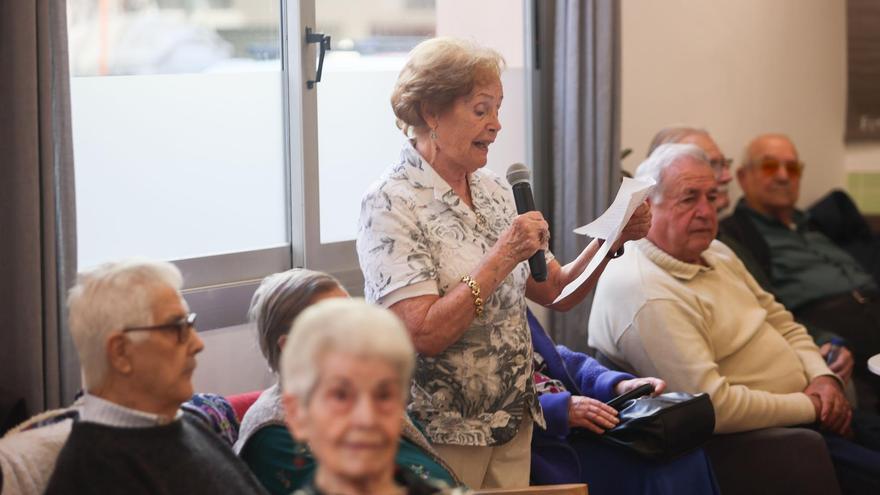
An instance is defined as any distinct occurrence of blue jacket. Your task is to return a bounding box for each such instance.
[527,310,634,439]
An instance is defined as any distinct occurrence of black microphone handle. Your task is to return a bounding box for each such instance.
[511,182,548,282]
[511,182,536,214]
[529,250,548,282]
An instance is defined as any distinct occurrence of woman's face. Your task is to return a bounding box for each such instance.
[284,352,405,484]
[430,76,503,174]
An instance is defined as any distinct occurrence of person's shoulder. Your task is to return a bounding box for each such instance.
[45,421,107,479]
[241,423,295,455]
[182,411,228,442]
[362,160,435,213]
[708,238,736,257]
[598,242,663,293]
[706,239,749,273]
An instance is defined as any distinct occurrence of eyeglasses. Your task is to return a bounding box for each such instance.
[707,157,733,173]
[122,312,197,343]
[753,158,804,178]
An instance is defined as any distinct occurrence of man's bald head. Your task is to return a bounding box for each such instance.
[737,134,802,222]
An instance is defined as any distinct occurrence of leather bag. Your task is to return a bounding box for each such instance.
[599,391,715,461]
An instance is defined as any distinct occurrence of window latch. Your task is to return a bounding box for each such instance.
[305,27,331,89]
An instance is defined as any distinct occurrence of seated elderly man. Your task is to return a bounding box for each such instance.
[588,144,880,494]
[651,128,858,403]
[44,259,267,495]
[719,134,880,410]
[646,126,734,213]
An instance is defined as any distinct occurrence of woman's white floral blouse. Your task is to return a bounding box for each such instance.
[357,142,545,446]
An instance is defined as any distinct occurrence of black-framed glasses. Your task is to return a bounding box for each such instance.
[122,312,197,343]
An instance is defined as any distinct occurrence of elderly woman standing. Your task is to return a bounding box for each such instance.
[357,37,651,488]
[235,269,459,494]
[281,299,466,495]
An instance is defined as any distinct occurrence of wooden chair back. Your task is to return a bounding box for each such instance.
[473,483,588,495]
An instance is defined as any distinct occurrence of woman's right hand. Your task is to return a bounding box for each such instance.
[568,396,619,434]
[496,211,549,266]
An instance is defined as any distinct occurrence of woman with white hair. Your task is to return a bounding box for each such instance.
[236,269,459,494]
[280,298,466,495]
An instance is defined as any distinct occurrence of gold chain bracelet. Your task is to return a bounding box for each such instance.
[460,275,484,317]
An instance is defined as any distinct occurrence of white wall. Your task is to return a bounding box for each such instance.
[192,323,275,395]
[621,0,848,207]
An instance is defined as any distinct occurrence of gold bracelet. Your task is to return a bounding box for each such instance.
[460,275,484,317]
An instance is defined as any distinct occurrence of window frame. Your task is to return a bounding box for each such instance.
[175,0,540,328]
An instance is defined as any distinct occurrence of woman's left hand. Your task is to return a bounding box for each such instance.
[568,396,619,433]
[612,202,651,252]
[614,377,666,397]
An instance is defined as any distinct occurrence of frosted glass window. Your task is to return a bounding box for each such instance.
[314,0,528,243]
[67,0,287,268]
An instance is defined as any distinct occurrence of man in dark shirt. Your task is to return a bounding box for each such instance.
[719,134,880,411]
[44,259,267,495]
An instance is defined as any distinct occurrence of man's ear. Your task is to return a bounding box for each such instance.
[735,166,749,188]
[282,393,309,442]
[277,334,287,354]
[106,333,133,375]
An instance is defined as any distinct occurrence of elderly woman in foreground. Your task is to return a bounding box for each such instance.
[357,37,651,488]
[280,298,467,495]
[235,269,458,494]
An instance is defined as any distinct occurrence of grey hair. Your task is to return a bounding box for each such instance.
[67,259,183,389]
[391,37,505,137]
[280,298,415,403]
[248,269,345,373]
[635,143,710,203]
[646,126,708,157]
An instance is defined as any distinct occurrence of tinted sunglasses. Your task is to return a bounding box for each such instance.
[755,158,804,178]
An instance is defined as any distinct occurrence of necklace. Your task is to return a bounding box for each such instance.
[475,211,489,230]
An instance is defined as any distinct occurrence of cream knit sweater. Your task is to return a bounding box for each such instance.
[589,239,834,434]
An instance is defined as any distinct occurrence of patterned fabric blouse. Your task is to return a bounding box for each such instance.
[357,142,544,447]
[182,393,239,447]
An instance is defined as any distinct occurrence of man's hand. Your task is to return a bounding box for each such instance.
[568,396,619,434]
[819,342,854,384]
[614,377,667,397]
[804,375,852,436]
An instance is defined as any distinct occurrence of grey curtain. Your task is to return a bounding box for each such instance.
[0,0,79,417]
[535,0,622,351]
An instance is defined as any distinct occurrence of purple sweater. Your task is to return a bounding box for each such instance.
[528,310,634,438]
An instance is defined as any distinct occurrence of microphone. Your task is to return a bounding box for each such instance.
[506,163,547,282]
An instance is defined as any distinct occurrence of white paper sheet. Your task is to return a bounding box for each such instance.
[552,177,655,304]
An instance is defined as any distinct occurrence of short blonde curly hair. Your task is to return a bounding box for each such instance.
[391,37,505,137]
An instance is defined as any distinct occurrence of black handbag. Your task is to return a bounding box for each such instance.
[578,385,716,462]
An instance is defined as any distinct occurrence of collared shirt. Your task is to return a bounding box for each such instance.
[356,141,544,446]
[738,202,876,309]
[588,239,832,433]
[80,393,182,428]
